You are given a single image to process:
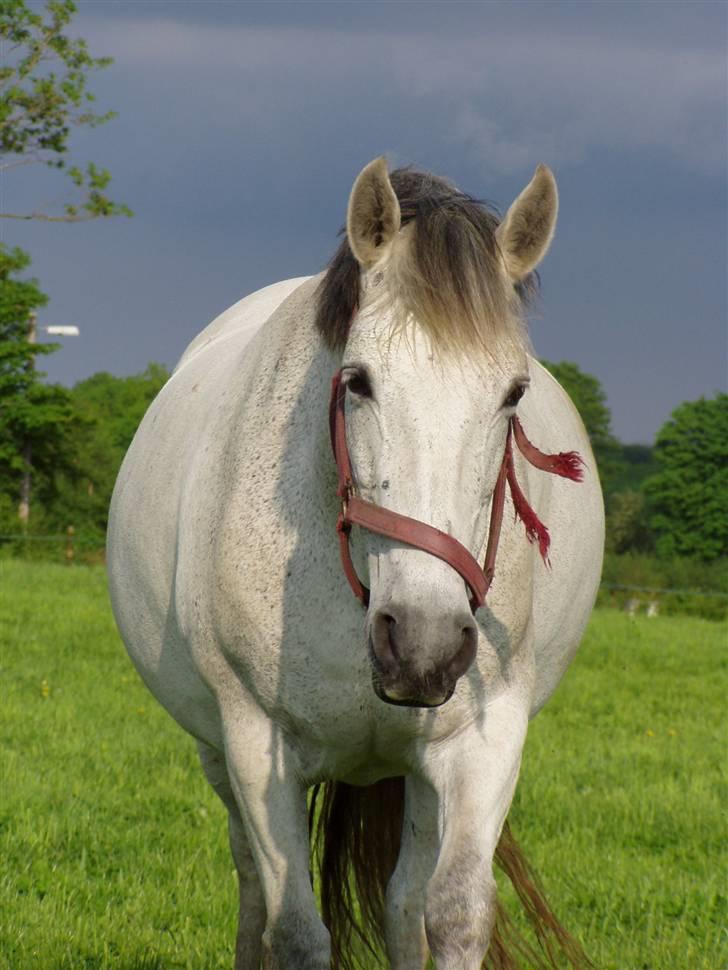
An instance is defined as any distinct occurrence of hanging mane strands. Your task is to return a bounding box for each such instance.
[315,167,538,358]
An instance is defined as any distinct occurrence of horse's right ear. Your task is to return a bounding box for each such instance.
[347,157,401,269]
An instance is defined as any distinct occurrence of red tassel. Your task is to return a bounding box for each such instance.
[506,453,551,565]
[511,416,585,482]
[551,451,584,482]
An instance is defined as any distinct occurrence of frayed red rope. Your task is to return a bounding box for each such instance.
[511,415,585,482]
[505,417,586,565]
[504,418,551,566]
[549,450,585,481]
[506,447,551,564]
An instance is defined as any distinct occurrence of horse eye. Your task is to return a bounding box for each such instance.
[344,369,372,398]
[503,384,526,409]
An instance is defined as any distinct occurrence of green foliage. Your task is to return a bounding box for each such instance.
[605,447,659,555]
[0,562,725,969]
[611,443,659,494]
[0,0,131,221]
[48,365,169,541]
[0,1,133,524]
[605,489,653,554]
[0,243,77,524]
[644,394,728,561]
[0,242,47,343]
[0,300,167,541]
[540,359,625,494]
[0,240,165,534]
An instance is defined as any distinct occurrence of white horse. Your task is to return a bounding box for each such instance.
[108,158,604,970]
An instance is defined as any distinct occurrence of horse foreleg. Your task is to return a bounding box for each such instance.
[385,776,439,970]
[422,695,528,970]
[197,741,266,970]
[220,701,331,970]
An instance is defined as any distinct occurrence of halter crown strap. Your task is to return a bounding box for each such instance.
[329,370,584,611]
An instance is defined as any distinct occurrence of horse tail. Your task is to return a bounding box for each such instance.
[486,820,594,969]
[310,777,403,970]
[309,780,592,970]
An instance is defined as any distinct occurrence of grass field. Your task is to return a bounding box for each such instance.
[0,560,725,969]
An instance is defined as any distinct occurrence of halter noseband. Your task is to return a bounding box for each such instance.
[329,370,585,612]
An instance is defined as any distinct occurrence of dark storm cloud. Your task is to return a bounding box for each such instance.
[7,0,726,442]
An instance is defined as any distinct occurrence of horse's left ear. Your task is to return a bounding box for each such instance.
[347,157,401,269]
[496,164,558,281]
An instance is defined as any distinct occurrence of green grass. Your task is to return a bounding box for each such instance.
[0,560,725,969]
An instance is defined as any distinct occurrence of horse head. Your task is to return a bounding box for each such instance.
[324,157,559,707]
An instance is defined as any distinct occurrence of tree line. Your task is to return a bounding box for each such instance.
[0,252,168,546]
[541,361,727,563]
[0,239,168,545]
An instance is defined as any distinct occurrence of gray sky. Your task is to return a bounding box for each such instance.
[5,0,727,443]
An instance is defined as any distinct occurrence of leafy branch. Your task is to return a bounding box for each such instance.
[0,0,132,221]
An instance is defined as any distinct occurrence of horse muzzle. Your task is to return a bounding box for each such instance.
[368,603,478,708]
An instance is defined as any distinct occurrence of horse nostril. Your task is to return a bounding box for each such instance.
[463,623,476,645]
[446,623,478,681]
[385,614,399,659]
[371,611,400,674]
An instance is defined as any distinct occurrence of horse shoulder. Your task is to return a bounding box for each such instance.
[174,276,311,374]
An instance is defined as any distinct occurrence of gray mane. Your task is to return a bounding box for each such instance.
[315,167,537,354]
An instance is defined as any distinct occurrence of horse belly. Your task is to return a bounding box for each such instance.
[108,279,310,746]
[107,357,237,746]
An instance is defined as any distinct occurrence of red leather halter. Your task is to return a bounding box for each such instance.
[329,370,585,611]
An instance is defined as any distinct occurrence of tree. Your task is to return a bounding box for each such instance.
[540,359,625,493]
[47,366,169,541]
[0,0,130,221]
[0,244,77,527]
[610,444,658,493]
[0,0,132,527]
[643,394,728,561]
[604,447,659,554]
[605,490,652,554]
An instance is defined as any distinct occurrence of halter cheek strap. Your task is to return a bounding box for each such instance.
[329,370,584,612]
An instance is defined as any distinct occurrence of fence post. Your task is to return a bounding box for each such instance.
[66,525,75,565]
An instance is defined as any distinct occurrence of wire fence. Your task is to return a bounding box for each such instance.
[0,534,71,542]
[600,582,728,600]
[0,528,93,564]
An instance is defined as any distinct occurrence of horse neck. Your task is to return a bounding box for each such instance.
[244,277,342,523]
